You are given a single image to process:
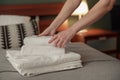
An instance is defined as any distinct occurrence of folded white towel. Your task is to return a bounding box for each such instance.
[23,35,53,46]
[6,35,83,77]
[20,45,65,56]
[6,50,82,76]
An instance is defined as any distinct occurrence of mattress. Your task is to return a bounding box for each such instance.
[0,42,120,80]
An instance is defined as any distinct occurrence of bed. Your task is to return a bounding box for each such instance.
[0,3,120,80]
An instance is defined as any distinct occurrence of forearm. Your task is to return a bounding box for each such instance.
[71,0,116,33]
[49,0,82,29]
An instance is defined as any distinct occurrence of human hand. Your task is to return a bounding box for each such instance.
[38,27,56,36]
[49,28,76,48]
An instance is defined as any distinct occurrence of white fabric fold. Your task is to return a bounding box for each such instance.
[23,35,53,46]
[6,35,83,77]
[20,45,65,56]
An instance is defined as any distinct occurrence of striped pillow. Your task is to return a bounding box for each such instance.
[0,19,39,49]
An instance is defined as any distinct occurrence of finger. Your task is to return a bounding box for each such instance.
[54,38,60,47]
[49,35,57,43]
[61,39,67,48]
[38,32,47,36]
[56,38,63,48]
[39,30,51,36]
[38,33,43,37]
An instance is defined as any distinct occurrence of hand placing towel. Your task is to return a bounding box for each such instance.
[6,35,83,77]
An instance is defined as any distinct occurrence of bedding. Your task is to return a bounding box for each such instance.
[0,42,120,80]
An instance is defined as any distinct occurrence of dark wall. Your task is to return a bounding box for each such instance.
[111,0,120,32]
[0,0,119,30]
[87,0,120,30]
[116,0,120,5]
[111,0,120,51]
[87,0,112,30]
[0,0,65,5]
[111,5,120,32]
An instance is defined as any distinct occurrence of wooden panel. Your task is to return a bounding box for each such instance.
[39,20,53,32]
[0,3,64,16]
[39,19,69,33]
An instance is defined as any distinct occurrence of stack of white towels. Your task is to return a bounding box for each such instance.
[6,35,82,77]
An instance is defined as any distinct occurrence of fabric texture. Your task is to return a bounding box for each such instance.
[0,19,39,49]
[23,35,52,46]
[6,50,82,76]
[6,36,82,76]
[0,43,120,80]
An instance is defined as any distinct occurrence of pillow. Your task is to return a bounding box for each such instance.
[0,19,39,49]
[0,15,31,25]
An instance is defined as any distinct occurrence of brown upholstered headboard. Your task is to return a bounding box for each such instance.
[0,3,65,33]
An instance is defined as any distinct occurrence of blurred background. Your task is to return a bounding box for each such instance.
[0,0,120,53]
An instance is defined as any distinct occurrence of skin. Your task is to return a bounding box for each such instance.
[39,0,116,48]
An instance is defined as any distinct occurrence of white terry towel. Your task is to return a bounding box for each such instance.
[23,35,52,46]
[6,35,83,77]
[20,45,65,56]
[6,50,82,76]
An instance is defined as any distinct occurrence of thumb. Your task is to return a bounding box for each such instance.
[38,32,48,37]
[38,33,43,37]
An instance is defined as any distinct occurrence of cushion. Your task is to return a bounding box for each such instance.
[0,19,39,49]
[0,15,31,25]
